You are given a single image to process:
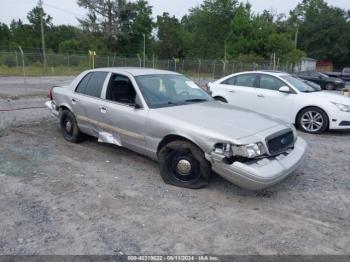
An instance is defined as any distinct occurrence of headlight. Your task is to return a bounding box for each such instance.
[232,143,266,158]
[214,142,266,159]
[332,102,350,112]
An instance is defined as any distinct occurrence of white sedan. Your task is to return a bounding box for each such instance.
[209,71,350,134]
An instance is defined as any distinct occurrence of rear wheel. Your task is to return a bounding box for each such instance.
[214,97,228,103]
[60,110,82,143]
[158,140,211,189]
[297,107,329,134]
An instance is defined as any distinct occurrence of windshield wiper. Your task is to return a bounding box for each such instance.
[185,98,208,103]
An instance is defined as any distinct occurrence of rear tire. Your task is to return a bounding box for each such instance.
[297,107,329,134]
[60,110,82,143]
[214,97,228,103]
[158,140,211,189]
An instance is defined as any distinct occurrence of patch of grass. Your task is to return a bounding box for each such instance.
[0,66,88,76]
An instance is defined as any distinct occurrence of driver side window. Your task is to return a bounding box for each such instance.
[106,74,137,105]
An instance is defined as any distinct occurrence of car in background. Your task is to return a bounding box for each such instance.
[302,79,322,91]
[46,68,307,190]
[295,71,346,90]
[209,71,350,134]
[342,68,350,81]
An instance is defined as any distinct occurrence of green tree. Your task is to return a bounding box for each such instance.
[77,0,135,40]
[0,23,11,49]
[156,13,184,58]
[289,0,350,67]
[182,0,239,58]
[124,0,154,55]
[27,6,53,31]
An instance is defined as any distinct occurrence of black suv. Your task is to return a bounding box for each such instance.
[295,71,345,90]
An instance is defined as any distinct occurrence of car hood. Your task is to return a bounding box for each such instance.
[304,91,350,104]
[151,101,288,141]
[328,77,345,83]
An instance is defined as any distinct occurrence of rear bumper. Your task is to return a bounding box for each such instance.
[211,138,307,190]
[45,101,59,118]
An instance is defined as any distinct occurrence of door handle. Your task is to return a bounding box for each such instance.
[229,90,236,93]
[99,106,107,113]
[257,94,265,98]
[72,98,78,104]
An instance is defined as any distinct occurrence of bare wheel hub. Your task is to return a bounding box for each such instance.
[65,121,73,133]
[176,159,192,176]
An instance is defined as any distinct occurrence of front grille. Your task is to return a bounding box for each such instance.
[266,130,294,156]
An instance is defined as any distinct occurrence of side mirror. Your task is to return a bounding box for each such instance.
[130,102,142,109]
[279,86,290,93]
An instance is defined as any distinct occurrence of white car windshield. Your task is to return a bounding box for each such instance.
[135,74,213,108]
[281,75,317,93]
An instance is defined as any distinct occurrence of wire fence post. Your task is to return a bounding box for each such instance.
[212,60,216,79]
[15,51,19,70]
[221,59,226,78]
[18,46,27,96]
[67,54,70,68]
[197,59,202,86]
[137,54,142,68]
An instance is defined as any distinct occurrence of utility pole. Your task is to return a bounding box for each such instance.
[294,26,299,49]
[18,46,28,96]
[143,34,146,68]
[38,0,47,73]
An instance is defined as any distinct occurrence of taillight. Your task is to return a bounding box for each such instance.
[48,87,53,100]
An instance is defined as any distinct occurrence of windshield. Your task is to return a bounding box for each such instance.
[281,75,317,93]
[135,74,213,108]
[304,80,322,91]
[318,72,329,78]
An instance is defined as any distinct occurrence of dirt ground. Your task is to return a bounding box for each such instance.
[0,118,349,255]
[0,76,350,255]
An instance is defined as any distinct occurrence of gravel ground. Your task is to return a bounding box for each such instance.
[0,117,349,255]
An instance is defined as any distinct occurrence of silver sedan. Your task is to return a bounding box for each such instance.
[46,68,307,190]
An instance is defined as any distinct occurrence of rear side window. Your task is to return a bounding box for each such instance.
[235,74,257,88]
[221,76,235,85]
[76,73,92,94]
[259,75,285,91]
[75,72,108,98]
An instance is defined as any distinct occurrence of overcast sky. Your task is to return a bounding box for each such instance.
[1,0,350,26]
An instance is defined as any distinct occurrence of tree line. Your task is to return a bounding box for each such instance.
[0,0,349,68]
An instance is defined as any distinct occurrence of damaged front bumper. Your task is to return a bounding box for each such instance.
[209,138,307,190]
[45,101,59,117]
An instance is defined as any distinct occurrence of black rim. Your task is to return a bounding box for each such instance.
[170,152,200,183]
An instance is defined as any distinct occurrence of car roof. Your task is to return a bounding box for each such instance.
[90,67,180,76]
[232,70,290,77]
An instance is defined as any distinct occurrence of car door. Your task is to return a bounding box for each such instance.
[72,71,109,137]
[97,73,147,155]
[218,73,258,109]
[252,74,295,123]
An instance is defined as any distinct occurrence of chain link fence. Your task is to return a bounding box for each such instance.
[0,51,295,83]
